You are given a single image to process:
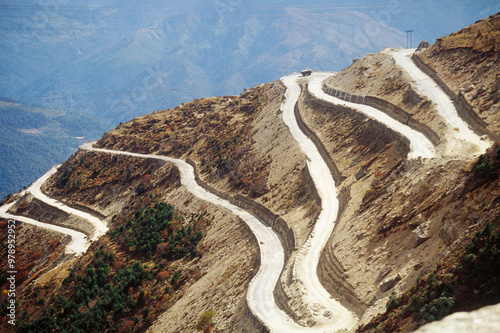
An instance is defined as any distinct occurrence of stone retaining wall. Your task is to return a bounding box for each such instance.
[318,241,367,317]
[300,87,411,159]
[22,197,95,237]
[412,53,498,141]
[242,300,270,333]
[293,101,346,184]
[186,158,296,261]
[322,86,441,146]
[63,202,107,221]
[185,158,274,331]
[235,215,270,333]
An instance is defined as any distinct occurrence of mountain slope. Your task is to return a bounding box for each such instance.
[1,12,500,333]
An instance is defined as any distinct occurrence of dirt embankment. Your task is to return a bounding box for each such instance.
[96,82,321,247]
[94,81,329,316]
[29,80,327,331]
[14,148,264,332]
[304,14,499,328]
[0,218,68,295]
[299,77,492,325]
[357,145,500,332]
[322,51,454,155]
[297,35,498,326]
[416,12,500,137]
[9,195,95,237]
[147,186,262,333]
[297,81,408,308]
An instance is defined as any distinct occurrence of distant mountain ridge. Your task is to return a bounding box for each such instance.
[0,100,107,198]
[9,5,407,124]
[2,1,497,125]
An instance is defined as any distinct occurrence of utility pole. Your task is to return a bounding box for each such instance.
[405,30,414,49]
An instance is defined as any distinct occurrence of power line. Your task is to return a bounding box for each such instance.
[405,30,414,48]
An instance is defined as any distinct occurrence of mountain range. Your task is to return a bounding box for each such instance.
[2,1,499,124]
[0,99,108,198]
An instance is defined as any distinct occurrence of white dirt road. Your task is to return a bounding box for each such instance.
[307,72,436,159]
[27,165,108,241]
[389,48,491,156]
[0,185,89,255]
[281,74,358,331]
[82,142,358,332]
[0,165,107,255]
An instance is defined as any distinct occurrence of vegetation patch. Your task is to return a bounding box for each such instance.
[357,220,500,332]
[9,199,209,333]
[109,202,205,261]
[19,249,154,332]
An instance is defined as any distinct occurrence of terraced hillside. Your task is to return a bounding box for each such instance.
[1,13,499,333]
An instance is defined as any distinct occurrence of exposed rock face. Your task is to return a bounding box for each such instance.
[413,221,431,245]
[414,303,500,333]
[417,41,430,51]
[377,266,392,282]
[403,85,423,105]
[439,222,459,246]
[379,273,401,292]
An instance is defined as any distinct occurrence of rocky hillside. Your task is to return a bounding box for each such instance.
[1,13,499,333]
[416,12,500,136]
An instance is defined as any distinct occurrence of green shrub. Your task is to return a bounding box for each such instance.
[196,310,216,331]
[419,295,454,325]
[109,202,174,255]
[20,258,152,332]
[409,294,424,311]
[386,292,400,311]
[170,271,181,288]
[472,154,496,179]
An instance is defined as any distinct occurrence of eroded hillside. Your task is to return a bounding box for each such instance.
[417,12,500,136]
[2,150,262,332]
[1,13,500,333]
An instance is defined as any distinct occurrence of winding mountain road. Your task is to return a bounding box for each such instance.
[0,201,89,255]
[1,48,489,332]
[0,168,90,255]
[28,165,108,242]
[81,143,307,332]
[389,48,490,156]
[281,74,357,330]
[307,72,436,159]
[84,134,378,331]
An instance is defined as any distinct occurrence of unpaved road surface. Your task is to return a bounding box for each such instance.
[389,48,491,156]
[282,73,358,331]
[307,72,436,159]
[80,143,296,331]
[82,140,358,331]
[28,165,108,241]
[0,167,90,255]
